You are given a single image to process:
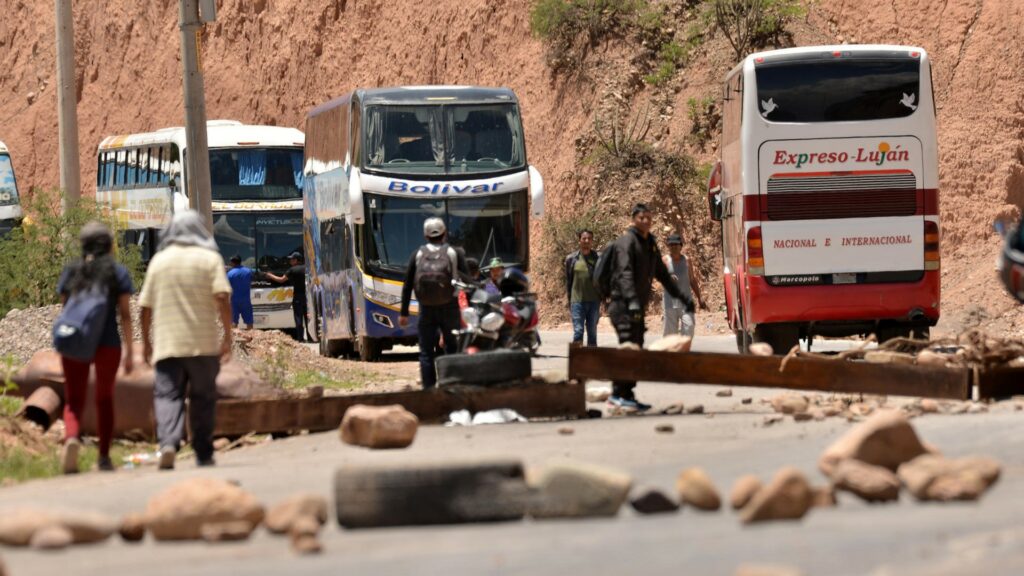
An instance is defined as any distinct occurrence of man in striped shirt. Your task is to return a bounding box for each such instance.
[140,211,233,470]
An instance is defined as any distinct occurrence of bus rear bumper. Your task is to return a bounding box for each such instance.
[745,270,940,328]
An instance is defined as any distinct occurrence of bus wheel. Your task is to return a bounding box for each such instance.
[356,336,381,362]
[753,324,800,356]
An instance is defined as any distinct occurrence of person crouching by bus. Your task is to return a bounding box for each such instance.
[607,204,694,411]
[564,229,600,347]
[662,233,707,338]
[484,257,504,296]
[266,252,310,342]
[227,255,255,330]
[398,218,468,388]
[56,222,135,473]
[140,210,232,470]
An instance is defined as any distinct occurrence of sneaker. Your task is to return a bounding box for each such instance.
[607,395,652,412]
[97,456,115,472]
[158,446,176,471]
[60,438,81,474]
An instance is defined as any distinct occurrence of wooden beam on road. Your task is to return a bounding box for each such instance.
[213,380,586,437]
[569,347,971,400]
[976,366,1024,400]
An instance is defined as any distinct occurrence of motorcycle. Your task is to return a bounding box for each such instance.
[452,269,541,355]
[997,219,1024,303]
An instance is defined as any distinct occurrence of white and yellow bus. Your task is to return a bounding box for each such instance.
[0,140,23,238]
[96,120,306,330]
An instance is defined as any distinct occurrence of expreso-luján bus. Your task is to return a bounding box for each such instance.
[304,86,544,361]
[0,140,23,238]
[96,120,306,331]
[708,45,940,353]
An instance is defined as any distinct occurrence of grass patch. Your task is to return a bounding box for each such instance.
[0,441,143,485]
[288,369,369,391]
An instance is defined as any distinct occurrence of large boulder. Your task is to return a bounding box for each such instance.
[818,410,928,477]
[898,454,1001,502]
[676,468,722,511]
[740,467,813,524]
[832,460,900,503]
[265,494,329,534]
[340,404,419,449]
[528,461,632,518]
[144,478,265,541]
[730,475,762,510]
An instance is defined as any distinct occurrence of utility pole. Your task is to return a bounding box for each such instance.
[55,0,80,211]
[179,0,215,231]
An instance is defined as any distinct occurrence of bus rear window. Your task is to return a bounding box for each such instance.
[755,59,921,122]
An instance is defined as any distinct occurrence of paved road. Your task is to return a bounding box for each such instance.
[2,333,1022,576]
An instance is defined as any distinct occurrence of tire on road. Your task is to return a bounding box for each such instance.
[435,349,532,386]
[334,460,529,528]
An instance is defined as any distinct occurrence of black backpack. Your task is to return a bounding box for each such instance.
[592,243,616,300]
[414,244,455,306]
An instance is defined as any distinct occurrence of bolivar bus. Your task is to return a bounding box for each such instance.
[0,140,23,238]
[304,86,544,361]
[708,45,939,353]
[96,121,306,330]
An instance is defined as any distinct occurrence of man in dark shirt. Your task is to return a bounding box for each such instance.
[607,203,693,411]
[398,218,468,388]
[266,251,309,342]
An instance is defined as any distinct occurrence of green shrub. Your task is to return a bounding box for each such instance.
[0,189,144,318]
[644,41,687,86]
[686,95,721,150]
[710,0,806,59]
[530,0,643,73]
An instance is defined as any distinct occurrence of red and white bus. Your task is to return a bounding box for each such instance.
[708,45,939,353]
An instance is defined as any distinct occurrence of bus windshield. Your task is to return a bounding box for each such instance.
[363,191,527,277]
[0,154,18,207]
[213,212,304,275]
[209,148,304,201]
[363,104,526,176]
[755,58,921,122]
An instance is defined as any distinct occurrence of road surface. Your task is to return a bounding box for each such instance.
[1,332,1022,576]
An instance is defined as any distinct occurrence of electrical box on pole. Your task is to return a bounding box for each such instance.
[199,0,217,22]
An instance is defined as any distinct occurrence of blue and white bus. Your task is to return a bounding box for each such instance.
[303,86,544,361]
[96,121,306,330]
[0,140,23,238]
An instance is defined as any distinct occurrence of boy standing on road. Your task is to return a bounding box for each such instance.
[607,204,693,411]
[226,255,255,330]
[662,233,707,337]
[564,229,600,347]
[140,211,232,470]
[399,218,468,388]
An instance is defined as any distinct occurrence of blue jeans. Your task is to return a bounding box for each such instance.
[570,301,600,346]
[417,303,460,388]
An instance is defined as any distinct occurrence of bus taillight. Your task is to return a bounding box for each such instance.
[924,220,940,271]
[747,226,764,276]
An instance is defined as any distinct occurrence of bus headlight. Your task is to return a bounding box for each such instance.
[481,312,505,332]
[462,308,480,329]
[365,288,402,307]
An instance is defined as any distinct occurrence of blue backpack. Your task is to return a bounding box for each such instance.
[53,283,110,361]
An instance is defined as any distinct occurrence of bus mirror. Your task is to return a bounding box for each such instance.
[528,165,544,217]
[349,168,365,225]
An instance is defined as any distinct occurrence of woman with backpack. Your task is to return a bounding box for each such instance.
[54,222,135,473]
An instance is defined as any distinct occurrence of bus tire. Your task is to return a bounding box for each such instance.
[753,324,800,356]
[435,350,532,386]
[334,460,528,528]
[356,336,381,362]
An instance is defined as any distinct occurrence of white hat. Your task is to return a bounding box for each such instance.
[424,217,446,239]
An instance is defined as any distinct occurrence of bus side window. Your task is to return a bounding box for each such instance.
[115,149,127,188]
[341,219,352,269]
[139,148,150,185]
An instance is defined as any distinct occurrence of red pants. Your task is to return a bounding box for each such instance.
[61,346,121,457]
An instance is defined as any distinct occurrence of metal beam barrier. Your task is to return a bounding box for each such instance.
[214,380,587,437]
[569,347,970,400]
